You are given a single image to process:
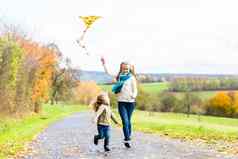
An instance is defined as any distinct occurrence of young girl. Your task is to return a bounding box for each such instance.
[92,92,120,152]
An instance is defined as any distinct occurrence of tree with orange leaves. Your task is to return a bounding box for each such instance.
[17,37,58,113]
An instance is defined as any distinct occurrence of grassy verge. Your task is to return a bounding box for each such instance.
[141,82,169,93]
[0,104,87,159]
[131,110,238,142]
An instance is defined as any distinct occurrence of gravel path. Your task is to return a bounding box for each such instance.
[22,112,238,159]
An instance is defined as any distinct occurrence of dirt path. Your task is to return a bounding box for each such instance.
[22,112,237,159]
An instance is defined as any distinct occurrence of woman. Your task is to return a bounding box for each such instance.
[101,57,138,148]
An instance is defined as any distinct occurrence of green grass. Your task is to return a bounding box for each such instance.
[174,90,238,100]
[100,82,169,93]
[131,110,238,142]
[100,84,112,92]
[0,104,87,159]
[140,82,169,93]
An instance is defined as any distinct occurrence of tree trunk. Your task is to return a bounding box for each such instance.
[34,102,41,113]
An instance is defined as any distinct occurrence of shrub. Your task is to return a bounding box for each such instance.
[159,93,179,112]
[136,86,153,111]
[73,81,101,105]
[179,92,203,115]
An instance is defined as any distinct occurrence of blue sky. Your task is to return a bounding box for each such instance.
[1,0,238,74]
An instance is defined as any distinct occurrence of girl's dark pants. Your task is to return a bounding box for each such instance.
[94,124,110,149]
[118,102,135,141]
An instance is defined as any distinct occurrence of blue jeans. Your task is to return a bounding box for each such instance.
[97,124,110,140]
[118,102,135,141]
[95,124,110,149]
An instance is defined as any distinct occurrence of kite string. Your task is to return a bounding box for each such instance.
[80,28,88,41]
[77,27,90,55]
[77,27,102,58]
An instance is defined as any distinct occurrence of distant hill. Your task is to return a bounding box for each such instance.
[73,70,113,84]
[73,70,238,84]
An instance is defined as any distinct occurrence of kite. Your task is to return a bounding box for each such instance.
[76,16,101,55]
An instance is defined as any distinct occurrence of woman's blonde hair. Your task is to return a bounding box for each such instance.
[116,62,137,81]
[93,92,110,112]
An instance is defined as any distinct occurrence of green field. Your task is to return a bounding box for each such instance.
[101,82,236,100]
[0,104,87,158]
[140,82,169,93]
[143,82,238,100]
[100,82,169,93]
[100,84,112,92]
[173,90,238,100]
[131,110,238,142]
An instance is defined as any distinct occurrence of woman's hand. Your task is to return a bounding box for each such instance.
[100,56,105,65]
[112,78,117,83]
[100,56,117,83]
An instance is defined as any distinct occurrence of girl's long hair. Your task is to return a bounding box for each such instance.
[116,62,137,81]
[93,93,110,112]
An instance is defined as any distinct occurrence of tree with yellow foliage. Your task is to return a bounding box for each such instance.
[206,92,238,117]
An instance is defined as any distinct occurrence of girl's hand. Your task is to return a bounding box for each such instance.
[94,118,98,124]
[116,123,122,127]
[92,117,97,124]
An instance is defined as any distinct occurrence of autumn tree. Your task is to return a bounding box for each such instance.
[0,36,24,114]
[206,92,233,117]
[17,37,58,113]
[50,57,77,105]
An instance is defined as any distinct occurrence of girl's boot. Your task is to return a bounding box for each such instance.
[104,138,110,152]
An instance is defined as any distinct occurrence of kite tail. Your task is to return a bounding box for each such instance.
[77,28,90,55]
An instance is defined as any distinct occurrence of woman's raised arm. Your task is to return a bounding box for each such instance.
[101,57,117,83]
